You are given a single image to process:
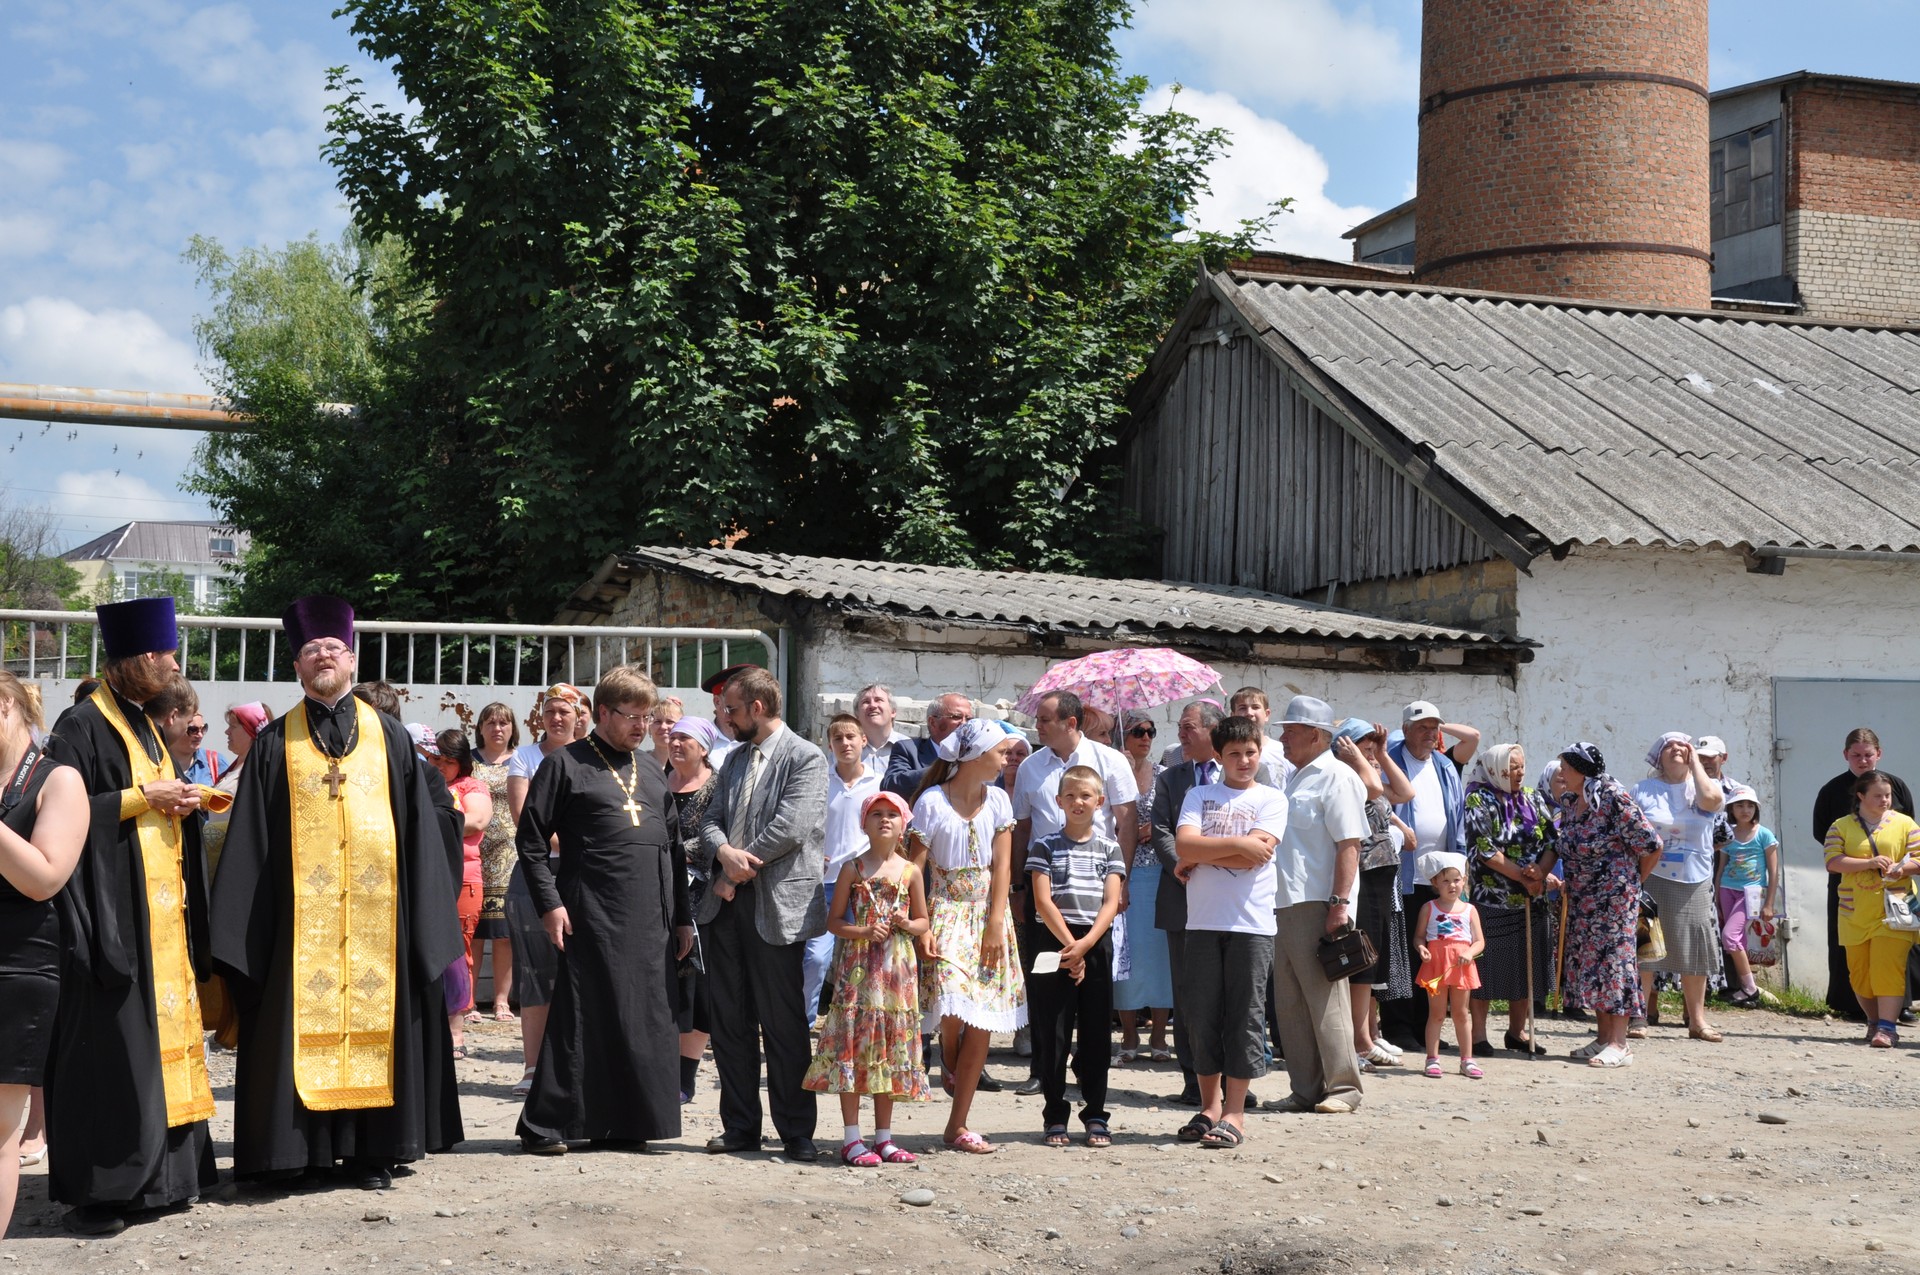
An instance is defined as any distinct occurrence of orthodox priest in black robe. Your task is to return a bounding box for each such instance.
[210,597,465,1190]
[44,596,219,1235]
[516,666,694,1153]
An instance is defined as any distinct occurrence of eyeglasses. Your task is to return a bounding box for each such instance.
[603,704,652,726]
[299,641,351,659]
[1127,726,1156,738]
[185,725,207,736]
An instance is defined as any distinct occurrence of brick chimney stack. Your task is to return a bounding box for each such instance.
[1415,0,1712,308]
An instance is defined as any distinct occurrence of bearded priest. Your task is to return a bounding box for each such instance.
[210,596,464,1190]
[45,596,219,1236]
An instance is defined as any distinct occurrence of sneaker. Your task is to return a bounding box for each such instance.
[1588,1044,1633,1068]
[1013,1026,1033,1058]
[1364,1043,1399,1067]
[1569,1039,1606,1060]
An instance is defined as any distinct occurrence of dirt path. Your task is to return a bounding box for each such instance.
[6,1007,1913,1274]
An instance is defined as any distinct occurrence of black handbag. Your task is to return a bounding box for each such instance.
[1317,922,1377,982]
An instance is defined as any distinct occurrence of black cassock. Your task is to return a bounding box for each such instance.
[515,736,691,1144]
[209,698,466,1175]
[45,694,217,1210]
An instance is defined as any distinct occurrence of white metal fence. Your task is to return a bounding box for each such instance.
[1,608,786,735]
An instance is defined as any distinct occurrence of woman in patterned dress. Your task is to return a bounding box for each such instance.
[471,702,520,1020]
[1463,743,1560,1054]
[1113,710,1173,1061]
[909,720,1026,1154]
[1548,743,1662,1069]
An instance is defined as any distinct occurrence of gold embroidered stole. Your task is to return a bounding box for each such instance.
[89,686,216,1128]
[285,698,399,1111]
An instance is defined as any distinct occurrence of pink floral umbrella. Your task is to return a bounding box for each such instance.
[1015,647,1222,716]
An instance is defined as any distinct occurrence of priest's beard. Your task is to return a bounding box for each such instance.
[105,654,175,704]
[304,667,351,702]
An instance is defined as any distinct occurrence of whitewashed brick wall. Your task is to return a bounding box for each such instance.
[1786,209,1920,325]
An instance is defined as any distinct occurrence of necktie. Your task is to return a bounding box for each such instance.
[730,746,763,845]
[1200,761,1217,787]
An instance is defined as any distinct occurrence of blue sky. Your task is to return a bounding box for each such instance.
[2,0,1916,553]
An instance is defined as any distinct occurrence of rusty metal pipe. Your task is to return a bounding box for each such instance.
[0,383,357,433]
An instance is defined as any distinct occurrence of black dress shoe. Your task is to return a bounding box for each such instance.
[1168,1087,1202,1107]
[706,1132,758,1154]
[975,1070,1004,1093]
[63,1205,127,1236]
[353,1165,395,1190]
[522,1135,567,1155]
[1503,1031,1548,1056]
[1901,1009,1916,1025]
[782,1138,820,1163]
[1014,1075,1043,1096]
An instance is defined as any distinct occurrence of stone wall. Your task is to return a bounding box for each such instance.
[605,568,774,634]
[1324,558,1519,634]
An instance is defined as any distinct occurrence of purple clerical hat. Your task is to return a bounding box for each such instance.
[97,596,179,660]
[282,595,355,652]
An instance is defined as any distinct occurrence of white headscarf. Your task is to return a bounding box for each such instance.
[1466,742,1524,794]
[934,718,1005,764]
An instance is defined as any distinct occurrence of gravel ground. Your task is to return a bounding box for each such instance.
[5,1005,1916,1274]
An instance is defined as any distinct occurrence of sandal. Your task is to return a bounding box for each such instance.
[1589,1044,1634,1068]
[942,1130,996,1155]
[493,1006,517,1022]
[1176,1113,1215,1143]
[511,1067,537,1097]
[1460,1060,1484,1079]
[1149,1046,1173,1062]
[1198,1120,1244,1149]
[1688,1024,1724,1043]
[1083,1119,1112,1149]
[874,1140,916,1164]
[841,1140,882,1167]
[450,1046,468,1061]
[464,1010,484,1025]
[1043,1124,1071,1148]
[1424,1057,1443,1079]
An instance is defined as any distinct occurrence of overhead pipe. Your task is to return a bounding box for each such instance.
[0,383,357,433]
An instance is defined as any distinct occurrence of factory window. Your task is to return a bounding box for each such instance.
[1711,122,1778,240]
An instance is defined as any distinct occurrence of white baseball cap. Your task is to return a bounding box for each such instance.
[1402,700,1441,725]
[1695,735,1728,757]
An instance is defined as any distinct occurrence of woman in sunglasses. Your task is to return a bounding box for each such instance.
[1113,711,1174,1062]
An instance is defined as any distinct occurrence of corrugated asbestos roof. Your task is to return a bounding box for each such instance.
[61,520,249,564]
[613,547,1524,650]
[1222,276,1920,553]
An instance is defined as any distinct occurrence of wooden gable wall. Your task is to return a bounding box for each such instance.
[1122,300,1493,597]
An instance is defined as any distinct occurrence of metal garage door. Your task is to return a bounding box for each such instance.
[1773,679,1920,994]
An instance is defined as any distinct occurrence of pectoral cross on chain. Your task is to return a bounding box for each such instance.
[325,758,345,800]
[621,797,643,827]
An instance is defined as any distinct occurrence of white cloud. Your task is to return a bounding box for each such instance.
[1146,86,1376,260]
[1129,0,1416,111]
[0,214,59,260]
[46,468,211,531]
[0,296,208,394]
[0,138,72,185]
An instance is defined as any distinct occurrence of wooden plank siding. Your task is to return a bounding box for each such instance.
[1124,324,1493,597]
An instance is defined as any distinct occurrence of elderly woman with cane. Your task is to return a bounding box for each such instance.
[1550,744,1663,1068]
[1463,744,1559,1054]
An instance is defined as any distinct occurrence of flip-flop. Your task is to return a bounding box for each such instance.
[1198,1120,1244,1149]
[1083,1119,1112,1148]
[1176,1113,1215,1143]
[942,1130,996,1155]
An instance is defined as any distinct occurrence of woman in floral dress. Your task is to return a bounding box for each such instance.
[1463,743,1560,1054]
[909,720,1026,1154]
[1548,743,1662,1069]
[471,702,520,1020]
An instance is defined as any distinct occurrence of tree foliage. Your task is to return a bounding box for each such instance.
[0,496,82,611]
[196,0,1279,620]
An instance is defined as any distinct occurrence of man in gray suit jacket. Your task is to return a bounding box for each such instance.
[698,668,829,1161]
[1151,701,1226,1108]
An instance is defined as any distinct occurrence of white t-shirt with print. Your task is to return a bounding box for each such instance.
[1176,782,1286,935]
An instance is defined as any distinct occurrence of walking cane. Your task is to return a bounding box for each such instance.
[1552,889,1570,1013]
[1524,895,1536,1062]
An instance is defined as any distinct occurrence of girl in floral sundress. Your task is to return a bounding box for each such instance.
[804,791,931,1166]
[909,719,1026,1155]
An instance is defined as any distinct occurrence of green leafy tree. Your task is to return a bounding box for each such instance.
[0,497,83,610]
[199,0,1278,620]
